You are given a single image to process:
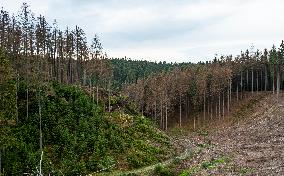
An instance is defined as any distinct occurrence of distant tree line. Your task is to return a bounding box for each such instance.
[123,43,284,130]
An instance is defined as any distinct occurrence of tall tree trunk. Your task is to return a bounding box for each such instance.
[215,101,218,118]
[193,116,196,130]
[222,91,225,119]
[165,101,168,130]
[185,95,188,119]
[26,87,29,119]
[230,80,232,103]
[96,85,99,105]
[108,81,111,112]
[218,92,221,119]
[265,65,268,91]
[251,68,254,94]
[256,70,259,94]
[179,94,182,127]
[160,99,163,129]
[277,67,280,99]
[0,148,2,176]
[155,100,157,122]
[203,91,206,121]
[207,98,210,119]
[240,71,243,99]
[246,69,249,92]
[273,72,275,94]
[210,101,213,120]
[83,69,86,86]
[39,89,42,152]
[227,88,230,115]
[16,72,19,124]
[236,84,239,101]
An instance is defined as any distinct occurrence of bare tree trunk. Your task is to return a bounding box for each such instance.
[160,99,163,129]
[222,91,225,119]
[227,88,230,115]
[236,84,239,101]
[39,150,43,176]
[215,101,218,118]
[203,91,206,121]
[247,69,249,92]
[251,68,254,94]
[265,65,268,91]
[277,68,280,100]
[83,69,86,86]
[185,95,188,119]
[26,87,29,119]
[207,98,210,119]
[0,148,2,176]
[179,94,182,127]
[210,101,213,120]
[230,80,232,103]
[90,81,94,105]
[155,100,157,122]
[256,70,259,94]
[16,72,19,125]
[273,73,275,94]
[165,101,168,130]
[96,85,99,105]
[193,116,196,130]
[39,90,42,152]
[240,71,243,99]
[108,81,111,112]
[218,92,221,119]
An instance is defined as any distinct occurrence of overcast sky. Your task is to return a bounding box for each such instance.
[1,0,284,62]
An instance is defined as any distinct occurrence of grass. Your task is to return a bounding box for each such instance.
[178,155,229,176]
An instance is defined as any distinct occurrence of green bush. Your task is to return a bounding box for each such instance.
[154,165,175,176]
[2,82,173,175]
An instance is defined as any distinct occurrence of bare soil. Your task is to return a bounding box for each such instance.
[176,93,284,175]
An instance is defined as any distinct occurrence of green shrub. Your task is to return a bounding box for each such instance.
[154,165,175,176]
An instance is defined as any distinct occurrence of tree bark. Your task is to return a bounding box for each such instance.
[179,94,182,127]
[39,89,42,152]
[273,72,275,94]
[240,71,243,99]
[26,87,29,119]
[277,67,280,100]
[246,69,249,92]
[237,83,239,101]
[222,91,225,119]
[96,85,99,105]
[165,101,168,130]
[256,70,259,94]
[218,92,221,119]
[108,81,111,112]
[227,87,230,115]
[251,68,254,94]
[265,65,268,91]
[155,100,157,122]
[203,91,206,121]
[16,72,19,124]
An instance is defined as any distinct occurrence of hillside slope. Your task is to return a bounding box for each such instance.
[173,93,284,176]
[115,93,284,176]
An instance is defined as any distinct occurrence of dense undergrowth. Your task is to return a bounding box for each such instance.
[1,78,173,175]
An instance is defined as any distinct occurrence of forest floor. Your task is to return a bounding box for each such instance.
[170,92,284,176]
[97,92,284,176]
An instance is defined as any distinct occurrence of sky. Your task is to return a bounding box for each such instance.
[1,0,284,63]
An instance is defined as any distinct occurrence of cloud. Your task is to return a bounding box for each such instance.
[2,0,284,62]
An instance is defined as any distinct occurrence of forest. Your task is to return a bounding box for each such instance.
[1,2,284,176]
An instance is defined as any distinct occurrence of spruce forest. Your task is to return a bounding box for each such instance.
[1,2,284,176]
